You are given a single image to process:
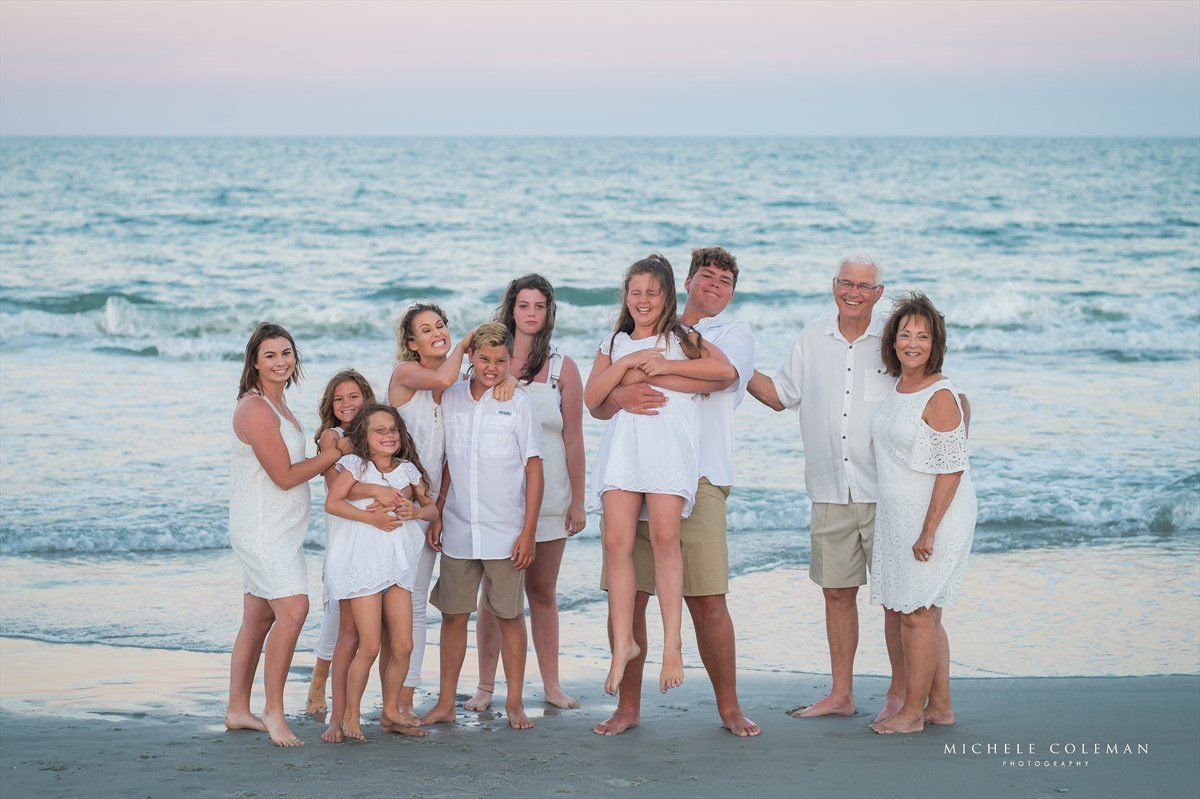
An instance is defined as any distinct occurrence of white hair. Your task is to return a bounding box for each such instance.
[836,253,883,284]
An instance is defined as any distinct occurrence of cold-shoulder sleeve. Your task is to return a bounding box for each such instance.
[908,420,970,475]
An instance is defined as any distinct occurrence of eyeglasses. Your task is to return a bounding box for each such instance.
[834,278,881,293]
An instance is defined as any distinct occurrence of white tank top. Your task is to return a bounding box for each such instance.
[397,388,445,496]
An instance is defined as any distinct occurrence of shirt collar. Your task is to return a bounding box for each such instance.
[824,313,885,343]
[691,308,731,330]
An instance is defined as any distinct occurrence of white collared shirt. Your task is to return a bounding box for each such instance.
[692,311,756,488]
[440,380,543,560]
[772,314,893,504]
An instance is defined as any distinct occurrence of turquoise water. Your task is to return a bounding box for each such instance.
[1,136,1197,653]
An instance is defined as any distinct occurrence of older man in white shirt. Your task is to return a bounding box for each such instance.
[748,253,892,719]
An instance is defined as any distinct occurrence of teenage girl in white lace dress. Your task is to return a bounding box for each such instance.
[868,293,977,735]
[322,403,438,742]
[227,323,350,747]
[584,255,735,696]
[466,275,587,713]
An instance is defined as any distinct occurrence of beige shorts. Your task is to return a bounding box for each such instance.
[599,478,731,597]
[430,556,525,619]
[809,501,875,588]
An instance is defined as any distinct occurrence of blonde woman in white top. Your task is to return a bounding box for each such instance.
[465,275,586,712]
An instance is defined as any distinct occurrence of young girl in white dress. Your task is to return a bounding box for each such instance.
[321,403,438,742]
[584,254,735,696]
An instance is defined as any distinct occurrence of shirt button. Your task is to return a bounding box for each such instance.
[843,435,846,439]
[846,390,850,394]
[844,458,848,461]
[843,413,847,417]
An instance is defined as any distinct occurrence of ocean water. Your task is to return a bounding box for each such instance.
[1,137,1197,663]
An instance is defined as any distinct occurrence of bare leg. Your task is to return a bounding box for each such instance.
[307,658,330,716]
[465,598,499,711]
[791,586,858,717]
[259,594,309,746]
[525,539,578,708]
[871,606,937,734]
[645,493,686,693]
[379,587,428,737]
[923,607,955,725]
[687,594,759,737]
[497,614,533,729]
[601,490,644,695]
[400,541,437,714]
[307,599,340,715]
[225,594,273,733]
[420,613,468,725]
[875,608,906,722]
[594,591,649,736]
[344,594,383,741]
[322,602,358,743]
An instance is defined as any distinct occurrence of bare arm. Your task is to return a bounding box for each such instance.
[427,468,451,551]
[392,480,439,524]
[387,334,472,404]
[747,369,785,412]
[638,336,735,384]
[323,467,403,531]
[512,457,543,569]
[235,398,343,490]
[911,389,966,561]
[318,429,400,506]
[558,358,587,536]
[583,351,630,413]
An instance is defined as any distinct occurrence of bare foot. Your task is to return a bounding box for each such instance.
[923,706,955,725]
[381,710,429,737]
[593,706,640,736]
[342,711,365,742]
[870,711,924,734]
[321,721,344,743]
[506,702,535,730]
[224,710,268,732]
[419,703,458,725]
[604,642,641,696]
[544,687,581,709]
[463,683,494,712]
[261,710,304,747]
[306,680,328,716]
[720,708,761,737]
[658,650,684,694]
[787,694,856,718]
[873,692,904,722]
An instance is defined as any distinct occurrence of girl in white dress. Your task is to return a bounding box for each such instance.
[584,255,736,696]
[227,322,350,747]
[466,275,587,713]
[868,293,977,735]
[322,403,438,742]
[386,303,516,720]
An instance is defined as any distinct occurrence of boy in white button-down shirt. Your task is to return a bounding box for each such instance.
[422,323,544,731]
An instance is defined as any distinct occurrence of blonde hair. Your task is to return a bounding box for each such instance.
[469,322,514,353]
[395,302,449,363]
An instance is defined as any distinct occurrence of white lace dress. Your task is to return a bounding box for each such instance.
[323,455,426,601]
[589,331,700,519]
[869,379,976,614]
[229,396,311,599]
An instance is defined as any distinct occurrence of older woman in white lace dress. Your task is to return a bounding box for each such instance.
[868,293,976,735]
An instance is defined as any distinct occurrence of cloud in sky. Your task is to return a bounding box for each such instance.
[2,0,1197,135]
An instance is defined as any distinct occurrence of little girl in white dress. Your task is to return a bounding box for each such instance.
[322,403,438,742]
[584,254,735,697]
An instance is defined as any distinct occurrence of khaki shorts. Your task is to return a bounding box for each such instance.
[599,478,731,597]
[809,502,875,588]
[430,556,525,619]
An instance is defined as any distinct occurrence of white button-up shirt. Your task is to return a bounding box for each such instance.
[441,380,543,560]
[772,314,892,504]
[693,311,756,488]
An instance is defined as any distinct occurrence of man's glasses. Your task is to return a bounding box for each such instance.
[834,278,881,292]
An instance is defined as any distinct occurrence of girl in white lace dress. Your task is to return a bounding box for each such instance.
[227,323,350,747]
[868,293,977,735]
[322,404,438,742]
[584,255,736,696]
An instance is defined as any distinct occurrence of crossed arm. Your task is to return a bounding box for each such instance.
[586,334,737,419]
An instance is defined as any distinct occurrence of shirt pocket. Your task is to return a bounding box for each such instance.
[482,414,519,459]
[864,367,893,403]
[446,413,471,453]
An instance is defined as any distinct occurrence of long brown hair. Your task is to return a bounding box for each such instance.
[395,302,449,363]
[494,273,556,384]
[610,254,702,360]
[314,369,377,445]
[237,322,303,399]
[344,403,431,492]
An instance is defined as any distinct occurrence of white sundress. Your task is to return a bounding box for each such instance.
[869,379,977,614]
[589,331,700,519]
[323,454,426,601]
[229,394,311,600]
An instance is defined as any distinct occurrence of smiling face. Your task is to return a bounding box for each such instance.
[331,379,365,426]
[365,410,401,460]
[625,272,666,330]
[894,313,933,374]
[254,336,297,388]
[684,264,735,319]
[832,261,884,327]
[407,310,451,360]
[469,342,511,389]
[513,288,550,337]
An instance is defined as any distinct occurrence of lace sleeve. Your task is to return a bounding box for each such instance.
[908,423,970,475]
[596,333,618,357]
[337,454,364,476]
[400,461,422,486]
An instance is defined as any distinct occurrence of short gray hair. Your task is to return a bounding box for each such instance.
[836,253,883,284]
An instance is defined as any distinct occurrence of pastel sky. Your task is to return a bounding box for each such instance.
[2,0,1197,135]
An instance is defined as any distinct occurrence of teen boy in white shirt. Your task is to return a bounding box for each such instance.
[421,322,544,731]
